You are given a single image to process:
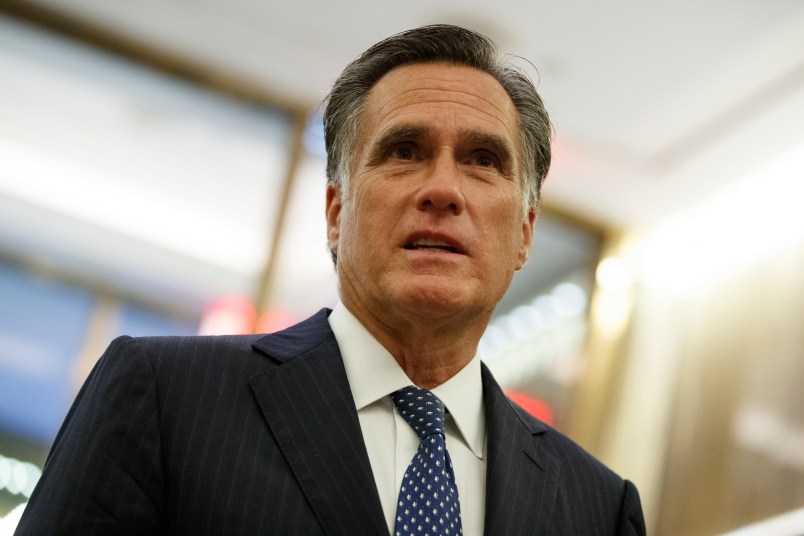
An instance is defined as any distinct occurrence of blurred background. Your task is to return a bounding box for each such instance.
[0,1,803,534]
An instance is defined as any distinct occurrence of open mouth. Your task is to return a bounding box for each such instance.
[404,238,460,254]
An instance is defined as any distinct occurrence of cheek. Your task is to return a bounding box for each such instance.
[334,201,359,261]
[350,176,383,214]
[337,195,382,259]
[482,193,524,237]
[485,213,527,267]
[352,183,402,235]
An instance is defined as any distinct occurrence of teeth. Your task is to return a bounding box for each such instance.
[412,238,451,248]
[407,238,457,252]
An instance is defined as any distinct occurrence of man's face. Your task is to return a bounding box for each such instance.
[326,63,536,325]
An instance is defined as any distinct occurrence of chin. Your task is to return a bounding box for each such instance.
[395,281,477,318]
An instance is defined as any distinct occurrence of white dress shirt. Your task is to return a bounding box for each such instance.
[329,302,487,535]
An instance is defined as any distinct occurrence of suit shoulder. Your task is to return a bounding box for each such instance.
[117,333,266,352]
[99,308,333,373]
[96,333,269,375]
[510,400,625,487]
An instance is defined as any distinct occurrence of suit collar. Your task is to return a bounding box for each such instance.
[249,309,388,536]
[251,308,334,363]
[481,363,560,534]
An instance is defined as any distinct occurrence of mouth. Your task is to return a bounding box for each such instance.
[403,235,464,254]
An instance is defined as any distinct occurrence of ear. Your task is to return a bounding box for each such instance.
[515,208,537,270]
[326,184,343,256]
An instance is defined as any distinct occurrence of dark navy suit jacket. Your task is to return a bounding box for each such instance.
[16,309,645,535]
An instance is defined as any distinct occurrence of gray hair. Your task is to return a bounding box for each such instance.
[323,24,553,211]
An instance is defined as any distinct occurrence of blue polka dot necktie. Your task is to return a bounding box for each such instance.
[392,386,463,536]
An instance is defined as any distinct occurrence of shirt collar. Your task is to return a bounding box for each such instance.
[329,301,485,459]
[431,352,485,459]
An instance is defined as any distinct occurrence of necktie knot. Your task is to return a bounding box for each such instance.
[392,386,446,440]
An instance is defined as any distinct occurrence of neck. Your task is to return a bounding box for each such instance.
[341,297,490,389]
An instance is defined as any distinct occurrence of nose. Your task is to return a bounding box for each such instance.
[414,152,465,214]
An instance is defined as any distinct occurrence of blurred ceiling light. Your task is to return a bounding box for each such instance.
[0,138,264,276]
[481,281,589,360]
[477,324,509,359]
[502,306,540,341]
[640,144,804,292]
[0,502,27,534]
[532,295,562,327]
[0,454,40,499]
[0,20,290,303]
[551,282,588,317]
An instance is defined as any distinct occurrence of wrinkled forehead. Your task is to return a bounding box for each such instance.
[364,63,518,131]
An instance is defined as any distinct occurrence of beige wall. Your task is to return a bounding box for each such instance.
[580,234,804,535]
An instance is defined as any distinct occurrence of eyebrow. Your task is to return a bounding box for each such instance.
[463,130,516,170]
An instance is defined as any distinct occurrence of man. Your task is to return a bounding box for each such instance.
[17,25,646,535]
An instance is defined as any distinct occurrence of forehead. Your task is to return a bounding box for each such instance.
[361,63,519,147]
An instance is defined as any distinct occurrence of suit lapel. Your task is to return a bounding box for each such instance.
[482,364,560,535]
[249,310,388,536]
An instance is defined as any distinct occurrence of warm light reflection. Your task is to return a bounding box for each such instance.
[640,144,804,292]
[732,405,804,473]
[596,257,633,292]
[592,290,633,336]
[720,507,804,536]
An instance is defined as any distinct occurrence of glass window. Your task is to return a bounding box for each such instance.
[0,15,293,311]
[0,263,94,444]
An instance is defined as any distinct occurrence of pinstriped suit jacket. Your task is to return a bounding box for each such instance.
[17,309,645,535]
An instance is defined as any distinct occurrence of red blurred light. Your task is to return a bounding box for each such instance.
[198,295,256,335]
[256,310,296,334]
[505,390,554,426]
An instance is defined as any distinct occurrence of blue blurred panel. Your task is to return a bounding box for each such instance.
[0,263,94,444]
[117,302,197,338]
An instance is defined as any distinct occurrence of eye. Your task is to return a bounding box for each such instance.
[469,151,500,169]
[389,144,416,161]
